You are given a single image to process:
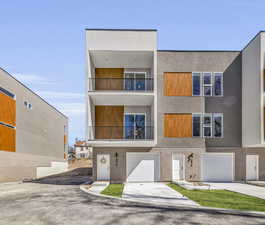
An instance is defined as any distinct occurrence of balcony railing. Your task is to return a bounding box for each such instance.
[87,126,154,140]
[88,78,154,91]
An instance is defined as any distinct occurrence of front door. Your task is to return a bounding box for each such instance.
[246,155,258,180]
[172,154,184,180]
[97,154,110,180]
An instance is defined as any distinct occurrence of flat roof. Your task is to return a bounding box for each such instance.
[158,50,240,52]
[85,28,157,32]
[0,67,68,119]
[86,29,265,52]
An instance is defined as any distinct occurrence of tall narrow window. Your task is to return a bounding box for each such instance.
[124,113,146,139]
[213,72,223,96]
[203,72,212,96]
[213,114,223,137]
[192,72,201,96]
[135,73,146,90]
[192,114,201,137]
[203,114,212,137]
[124,73,134,90]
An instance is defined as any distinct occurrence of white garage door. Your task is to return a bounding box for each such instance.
[126,153,160,182]
[201,153,234,182]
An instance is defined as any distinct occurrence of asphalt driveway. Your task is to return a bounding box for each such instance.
[123,182,198,206]
[0,182,265,225]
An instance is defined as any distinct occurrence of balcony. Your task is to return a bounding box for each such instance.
[88,126,153,140]
[88,78,154,92]
[87,126,155,147]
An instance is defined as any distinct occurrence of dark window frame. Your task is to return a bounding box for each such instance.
[0,86,15,98]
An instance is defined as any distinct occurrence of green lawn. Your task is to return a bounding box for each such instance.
[168,183,265,212]
[101,184,124,197]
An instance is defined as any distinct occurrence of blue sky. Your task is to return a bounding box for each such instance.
[0,0,264,145]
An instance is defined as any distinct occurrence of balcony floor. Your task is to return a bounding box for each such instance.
[86,139,155,147]
[88,91,154,105]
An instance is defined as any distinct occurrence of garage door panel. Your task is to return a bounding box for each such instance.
[202,154,234,182]
[127,153,159,182]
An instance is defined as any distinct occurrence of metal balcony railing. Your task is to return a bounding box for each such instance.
[87,78,154,91]
[87,126,154,140]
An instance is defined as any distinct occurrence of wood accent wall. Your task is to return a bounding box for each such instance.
[164,114,192,138]
[164,72,192,96]
[95,68,124,90]
[95,106,124,139]
[0,92,16,126]
[64,135,67,144]
[0,124,16,152]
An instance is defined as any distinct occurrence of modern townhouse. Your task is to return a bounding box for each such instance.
[86,29,265,183]
[0,68,68,182]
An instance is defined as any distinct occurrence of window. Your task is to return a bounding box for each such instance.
[124,72,146,91]
[24,101,33,109]
[192,72,201,96]
[203,114,212,137]
[0,87,15,98]
[192,72,223,97]
[213,73,223,96]
[192,114,201,137]
[192,113,223,138]
[203,72,212,96]
[124,113,146,139]
[213,114,223,137]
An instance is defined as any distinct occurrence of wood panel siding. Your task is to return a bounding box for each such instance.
[95,68,124,90]
[164,114,192,138]
[164,72,192,96]
[95,106,124,139]
[0,92,16,126]
[0,124,16,152]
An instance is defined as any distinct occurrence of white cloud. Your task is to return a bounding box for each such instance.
[13,73,55,85]
[36,91,84,99]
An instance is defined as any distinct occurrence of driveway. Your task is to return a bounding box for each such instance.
[0,182,265,225]
[30,167,93,185]
[205,182,265,200]
[122,183,198,206]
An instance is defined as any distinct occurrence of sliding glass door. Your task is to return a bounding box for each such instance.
[124,113,146,139]
[124,72,146,91]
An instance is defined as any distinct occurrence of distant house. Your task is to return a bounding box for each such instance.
[67,146,75,160]
[74,140,92,159]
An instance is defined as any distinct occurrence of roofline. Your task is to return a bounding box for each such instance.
[0,67,68,119]
[241,30,265,52]
[85,28,157,32]
[158,50,241,52]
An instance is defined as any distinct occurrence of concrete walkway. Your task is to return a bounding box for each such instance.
[89,181,109,194]
[205,182,265,200]
[122,183,198,206]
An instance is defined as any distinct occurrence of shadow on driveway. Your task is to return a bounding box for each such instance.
[25,167,93,185]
